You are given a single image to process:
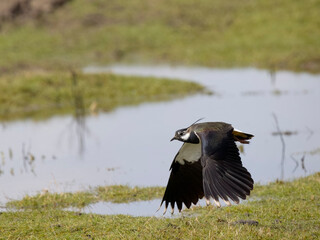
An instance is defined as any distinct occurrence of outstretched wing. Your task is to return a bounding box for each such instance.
[197,127,254,205]
[160,143,204,213]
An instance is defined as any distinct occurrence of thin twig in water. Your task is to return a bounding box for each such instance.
[291,155,299,173]
[301,155,307,173]
[272,113,285,180]
[70,70,88,154]
[305,126,314,141]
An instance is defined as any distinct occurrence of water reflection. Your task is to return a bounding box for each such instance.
[291,155,307,174]
[272,113,286,180]
[65,197,242,217]
[66,199,168,217]
[66,198,215,217]
[70,71,87,154]
[22,143,36,176]
[1,66,320,210]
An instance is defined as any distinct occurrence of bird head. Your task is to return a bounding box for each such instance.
[171,118,203,143]
[171,128,190,142]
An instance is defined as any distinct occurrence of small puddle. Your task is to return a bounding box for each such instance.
[1,65,320,216]
[66,199,169,217]
[65,198,217,217]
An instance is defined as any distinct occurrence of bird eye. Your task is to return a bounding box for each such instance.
[179,131,184,136]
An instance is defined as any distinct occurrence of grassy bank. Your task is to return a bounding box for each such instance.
[6,185,165,210]
[0,0,320,73]
[0,72,205,121]
[1,173,319,239]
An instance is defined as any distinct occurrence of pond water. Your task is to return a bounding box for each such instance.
[65,199,184,217]
[1,65,320,216]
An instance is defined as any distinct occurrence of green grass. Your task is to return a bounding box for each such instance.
[1,0,318,120]
[1,0,320,73]
[6,185,165,210]
[0,71,205,120]
[2,173,319,239]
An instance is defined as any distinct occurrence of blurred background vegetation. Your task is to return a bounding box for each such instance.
[0,71,205,120]
[1,0,319,73]
[0,0,319,119]
[1,2,319,238]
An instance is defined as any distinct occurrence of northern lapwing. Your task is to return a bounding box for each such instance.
[160,121,254,214]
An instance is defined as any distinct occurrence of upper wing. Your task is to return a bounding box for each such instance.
[197,128,254,205]
[160,143,204,213]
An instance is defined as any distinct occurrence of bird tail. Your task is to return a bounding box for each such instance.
[232,129,254,144]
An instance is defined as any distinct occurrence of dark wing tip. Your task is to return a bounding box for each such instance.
[203,163,254,205]
[201,134,254,206]
[161,161,204,214]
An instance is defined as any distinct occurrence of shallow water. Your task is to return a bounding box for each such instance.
[70,197,231,217]
[1,65,320,216]
[65,199,178,217]
[65,199,165,217]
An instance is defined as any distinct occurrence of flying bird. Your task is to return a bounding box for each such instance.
[160,121,254,214]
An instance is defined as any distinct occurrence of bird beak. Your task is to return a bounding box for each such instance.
[170,136,176,141]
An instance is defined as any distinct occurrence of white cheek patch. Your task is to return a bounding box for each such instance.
[181,132,190,141]
[175,142,201,165]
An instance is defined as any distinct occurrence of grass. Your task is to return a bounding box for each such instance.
[0,0,320,73]
[1,173,319,239]
[6,185,165,210]
[0,2,319,238]
[0,0,318,120]
[0,71,205,121]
